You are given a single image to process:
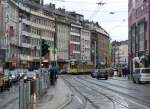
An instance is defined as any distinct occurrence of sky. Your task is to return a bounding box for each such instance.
[44,0,128,41]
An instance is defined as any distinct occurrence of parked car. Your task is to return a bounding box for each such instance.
[96,69,108,80]
[133,68,150,84]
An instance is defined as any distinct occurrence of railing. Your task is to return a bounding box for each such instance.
[22,19,55,32]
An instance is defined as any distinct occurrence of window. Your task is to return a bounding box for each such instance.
[132,0,136,9]
[9,26,14,36]
[138,23,145,51]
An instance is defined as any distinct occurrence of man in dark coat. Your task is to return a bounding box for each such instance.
[49,63,59,85]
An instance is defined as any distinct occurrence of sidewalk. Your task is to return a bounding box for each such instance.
[111,76,130,81]
[37,77,72,109]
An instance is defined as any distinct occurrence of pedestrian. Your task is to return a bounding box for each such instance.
[122,68,126,78]
[49,63,57,85]
[114,68,118,77]
[126,68,130,79]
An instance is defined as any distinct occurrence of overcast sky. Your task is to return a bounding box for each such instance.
[44,0,128,41]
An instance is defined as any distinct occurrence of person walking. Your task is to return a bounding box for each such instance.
[49,63,59,85]
[49,64,55,85]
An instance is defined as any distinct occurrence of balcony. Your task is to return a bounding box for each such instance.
[71,24,82,28]
[73,50,80,54]
[70,41,80,45]
[70,32,80,36]
[22,30,41,39]
[22,19,55,32]
[22,30,54,41]
[42,36,54,41]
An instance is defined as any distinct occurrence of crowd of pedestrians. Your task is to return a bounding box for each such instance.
[112,67,130,79]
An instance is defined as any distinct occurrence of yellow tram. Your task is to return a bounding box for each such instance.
[68,64,95,74]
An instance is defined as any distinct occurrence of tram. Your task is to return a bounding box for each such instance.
[68,64,95,74]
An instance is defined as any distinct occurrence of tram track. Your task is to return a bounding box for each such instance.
[74,77,128,109]
[63,77,99,109]
[76,76,150,109]
[63,76,130,109]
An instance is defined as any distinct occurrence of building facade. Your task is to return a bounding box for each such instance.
[128,0,150,69]
[0,0,55,67]
[69,23,82,62]
[112,40,128,67]
[97,28,110,67]
[91,31,98,66]
[83,21,110,67]
[0,1,110,68]
[81,29,91,63]
[56,22,70,61]
[0,0,19,66]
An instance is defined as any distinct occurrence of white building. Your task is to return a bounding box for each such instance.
[0,0,55,67]
[113,40,128,67]
[57,23,70,61]
[69,23,82,61]
[18,0,55,66]
[81,29,91,63]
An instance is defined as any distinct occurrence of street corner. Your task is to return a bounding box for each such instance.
[37,94,72,109]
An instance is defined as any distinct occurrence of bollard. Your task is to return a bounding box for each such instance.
[31,80,37,109]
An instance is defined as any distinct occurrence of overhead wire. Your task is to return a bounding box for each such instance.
[108,19,127,34]
[50,0,126,4]
[90,0,105,20]
[90,0,110,20]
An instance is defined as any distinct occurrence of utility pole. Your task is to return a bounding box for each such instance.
[54,19,57,66]
[40,34,42,70]
[40,1,43,71]
[113,46,116,67]
[94,41,96,68]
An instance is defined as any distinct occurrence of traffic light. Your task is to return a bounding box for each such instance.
[41,39,49,57]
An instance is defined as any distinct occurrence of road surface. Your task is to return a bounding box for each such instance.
[62,75,150,109]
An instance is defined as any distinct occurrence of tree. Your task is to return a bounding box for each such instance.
[41,39,49,57]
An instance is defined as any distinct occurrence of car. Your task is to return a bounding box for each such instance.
[9,70,18,83]
[23,71,38,81]
[96,69,108,80]
[15,69,25,79]
[91,69,99,78]
[133,68,150,84]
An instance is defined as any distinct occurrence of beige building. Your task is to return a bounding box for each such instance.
[0,0,55,67]
[81,29,91,63]
[112,40,128,67]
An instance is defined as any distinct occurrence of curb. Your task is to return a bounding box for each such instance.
[111,77,129,81]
